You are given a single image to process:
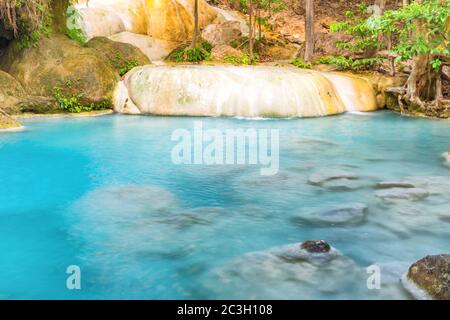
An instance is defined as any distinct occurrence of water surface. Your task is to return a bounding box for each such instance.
[0,112,449,299]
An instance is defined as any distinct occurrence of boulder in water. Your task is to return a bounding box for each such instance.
[294,203,368,227]
[402,254,450,300]
[300,240,331,253]
[375,181,416,189]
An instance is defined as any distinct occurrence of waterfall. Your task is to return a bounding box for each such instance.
[114,65,378,118]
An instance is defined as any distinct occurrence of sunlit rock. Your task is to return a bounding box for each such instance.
[109,31,178,61]
[144,0,216,42]
[116,65,378,118]
[201,21,242,46]
[76,7,126,40]
[322,72,378,112]
[212,7,249,36]
[402,254,450,300]
[75,0,148,35]
[294,203,368,227]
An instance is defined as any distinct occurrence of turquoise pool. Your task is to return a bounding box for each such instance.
[0,111,449,299]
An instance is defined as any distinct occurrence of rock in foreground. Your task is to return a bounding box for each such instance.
[402,254,450,300]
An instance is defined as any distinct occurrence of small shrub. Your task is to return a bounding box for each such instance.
[53,80,111,113]
[291,58,312,69]
[314,55,382,71]
[168,40,213,63]
[224,53,259,65]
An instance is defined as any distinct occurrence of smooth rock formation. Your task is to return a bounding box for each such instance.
[115,65,378,117]
[85,37,151,70]
[205,241,382,299]
[0,71,26,114]
[212,7,249,36]
[0,70,57,114]
[201,21,242,46]
[295,203,368,227]
[76,7,126,40]
[1,35,119,106]
[74,0,148,35]
[402,254,450,300]
[109,32,178,61]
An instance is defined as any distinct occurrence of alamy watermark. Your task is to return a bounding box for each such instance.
[171,121,279,176]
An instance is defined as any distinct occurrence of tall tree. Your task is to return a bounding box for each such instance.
[249,0,255,58]
[191,0,200,48]
[304,0,314,63]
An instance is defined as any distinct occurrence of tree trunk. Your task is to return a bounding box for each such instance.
[249,0,254,58]
[190,0,199,48]
[304,0,314,63]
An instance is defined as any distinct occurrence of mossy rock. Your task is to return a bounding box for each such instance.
[85,37,151,76]
[1,34,119,109]
[405,254,450,300]
[0,111,22,130]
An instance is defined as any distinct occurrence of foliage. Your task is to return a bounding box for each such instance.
[314,55,382,71]
[168,40,213,63]
[0,0,53,49]
[224,53,259,65]
[53,80,110,113]
[291,57,311,69]
[66,7,87,45]
[330,0,450,70]
[112,53,139,76]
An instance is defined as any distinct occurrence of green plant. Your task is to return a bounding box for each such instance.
[314,55,382,71]
[1,0,53,49]
[53,80,111,113]
[53,86,87,113]
[66,6,88,44]
[224,53,259,65]
[291,58,312,69]
[168,40,213,63]
[111,53,139,76]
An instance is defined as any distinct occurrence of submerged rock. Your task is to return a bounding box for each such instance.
[307,170,359,186]
[295,203,368,227]
[271,241,341,263]
[375,188,429,201]
[402,254,450,300]
[204,241,401,299]
[376,181,416,189]
[300,240,331,254]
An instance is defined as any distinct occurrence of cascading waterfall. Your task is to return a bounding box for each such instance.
[114,65,378,118]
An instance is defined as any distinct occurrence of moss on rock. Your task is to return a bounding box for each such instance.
[1,34,119,111]
[85,37,151,76]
